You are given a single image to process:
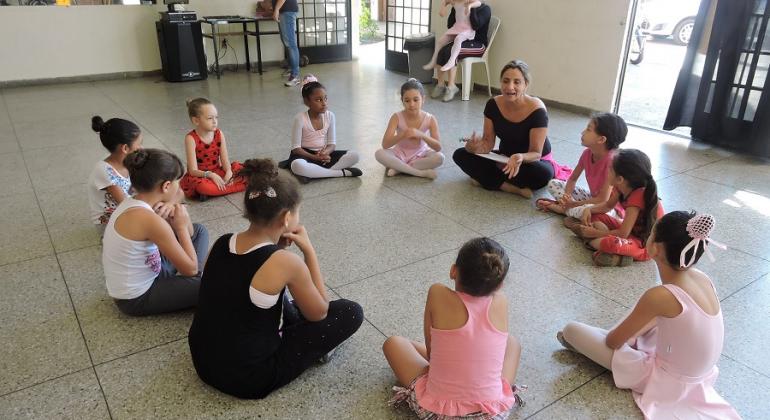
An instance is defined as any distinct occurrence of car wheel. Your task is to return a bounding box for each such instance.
[673,18,695,45]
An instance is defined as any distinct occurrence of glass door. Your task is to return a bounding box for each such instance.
[385,0,431,73]
[298,0,353,63]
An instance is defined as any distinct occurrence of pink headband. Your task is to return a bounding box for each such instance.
[301,74,319,87]
[680,213,727,268]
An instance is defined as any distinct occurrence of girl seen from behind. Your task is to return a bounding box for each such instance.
[558,211,739,419]
[102,149,209,316]
[383,237,524,419]
[189,158,364,399]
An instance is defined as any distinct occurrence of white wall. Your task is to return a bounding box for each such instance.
[432,0,633,111]
[0,0,285,83]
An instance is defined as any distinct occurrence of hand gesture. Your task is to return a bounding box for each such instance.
[153,201,175,219]
[464,131,483,153]
[282,225,314,254]
[581,207,593,226]
[559,194,575,208]
[168,204,191,232]
[209,172,226,191]
[223,169,233,184]
[503,153,523,179]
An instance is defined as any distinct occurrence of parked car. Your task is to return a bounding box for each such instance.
[641,0,700,45]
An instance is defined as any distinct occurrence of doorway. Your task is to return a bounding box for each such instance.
[298,0,353,63]
[616,0,701,134]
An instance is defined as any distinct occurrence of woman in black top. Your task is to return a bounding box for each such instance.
[453,60,560,198]
[188,158,363,399]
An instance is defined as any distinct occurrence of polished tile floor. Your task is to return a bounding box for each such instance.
[1,50,769,419]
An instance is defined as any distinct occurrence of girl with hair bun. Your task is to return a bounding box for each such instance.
[281,74,362,183]
[102,148,209,316]
[559,211,739,419]
[375,78,445,179]
[189,158,363,399]
[383,237,525,419]
[87,115,143,230]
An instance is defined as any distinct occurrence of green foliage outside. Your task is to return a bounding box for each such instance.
[360,0,384,43]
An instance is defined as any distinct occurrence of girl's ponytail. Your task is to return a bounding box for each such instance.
[641,173,659,244]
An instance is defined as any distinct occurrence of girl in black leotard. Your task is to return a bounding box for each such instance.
[188,158,363,399]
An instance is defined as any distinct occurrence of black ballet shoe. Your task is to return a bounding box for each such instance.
[277,159,291,170]
[342,167,363,177]
[198,194,209,202]
[295,175,311,184]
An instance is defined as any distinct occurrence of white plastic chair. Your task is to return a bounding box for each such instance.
[459,15,501,101]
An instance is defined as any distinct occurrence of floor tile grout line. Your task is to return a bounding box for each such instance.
[522,370,608,419]
[721,353,770,381]
[718,270,770,303]
[5,92,115,419]
[0,366,95,400]
[91,336,189,369]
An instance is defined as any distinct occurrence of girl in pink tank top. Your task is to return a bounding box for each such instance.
[383,237,525,419]
[376,79,445,180]
[559,211,740,419]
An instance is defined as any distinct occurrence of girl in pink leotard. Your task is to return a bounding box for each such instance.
[558,211,740,419]
[423,0,484,72]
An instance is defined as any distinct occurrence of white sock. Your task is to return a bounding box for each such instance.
[329,151,359,170]
[291,159,345,179]
[561,321,614,370]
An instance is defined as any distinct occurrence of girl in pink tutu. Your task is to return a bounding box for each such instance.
[423,0,484,72]
[383,237,525,419]
[558,211,740,419]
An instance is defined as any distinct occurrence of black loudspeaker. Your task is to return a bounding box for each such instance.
[156,20,207,82]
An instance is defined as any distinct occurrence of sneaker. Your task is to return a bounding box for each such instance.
[341,167,363,177]
[284,75,300,87]
[442,85,460,102]
[592,251,633,267]
[431,85,446,99]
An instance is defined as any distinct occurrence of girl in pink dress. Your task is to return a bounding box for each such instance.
[375,79,445,179]
[558,211,740,419]
[423,0,484,72]
[383,237,525,419]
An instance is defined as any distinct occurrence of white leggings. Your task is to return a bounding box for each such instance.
[561,321,614,370]
[426,30,476,71]
[290,151,359,178]
[547,179,593,219]
[374,149,444,177]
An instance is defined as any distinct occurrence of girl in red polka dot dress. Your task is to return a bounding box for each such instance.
[180,98,247,201]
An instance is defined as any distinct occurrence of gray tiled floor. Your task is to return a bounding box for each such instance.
[1,45,769,419]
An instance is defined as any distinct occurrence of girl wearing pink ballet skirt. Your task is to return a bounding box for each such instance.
[423,0,484,72]
[558,211,740,419]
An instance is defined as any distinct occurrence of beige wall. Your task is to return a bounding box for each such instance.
[0,1,286,83]
[432,0,633,111]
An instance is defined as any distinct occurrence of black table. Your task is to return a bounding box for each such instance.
[200,15,283,79]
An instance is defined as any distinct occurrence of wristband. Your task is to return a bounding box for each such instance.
[204,170,210,179]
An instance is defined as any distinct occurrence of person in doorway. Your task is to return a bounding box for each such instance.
[273,0,301,87]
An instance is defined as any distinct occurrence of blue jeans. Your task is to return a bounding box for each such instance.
[279,12,300,78]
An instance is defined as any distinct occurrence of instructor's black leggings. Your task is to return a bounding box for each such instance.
[453,148,554,191]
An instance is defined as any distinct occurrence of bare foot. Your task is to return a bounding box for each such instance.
[421,169,438,180]
[500,182,533,198]
[422,62,435,71]
[470,178,481,187]
[386,168,399,177]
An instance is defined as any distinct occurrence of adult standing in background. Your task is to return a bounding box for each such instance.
[273,0,301,87]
